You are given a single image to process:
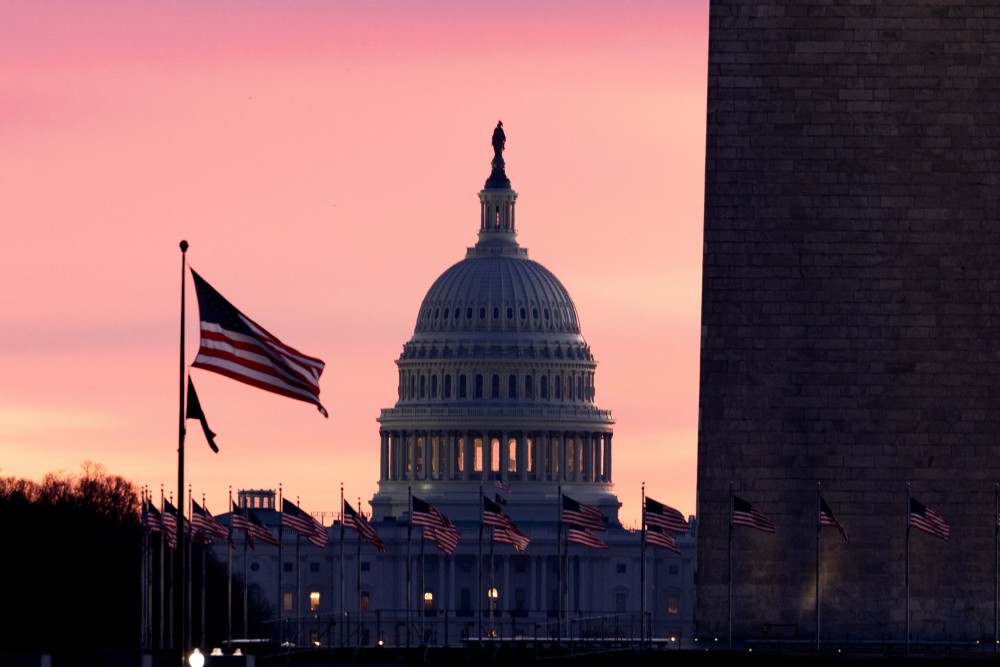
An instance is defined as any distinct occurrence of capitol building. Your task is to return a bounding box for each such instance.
[213,129,695,647]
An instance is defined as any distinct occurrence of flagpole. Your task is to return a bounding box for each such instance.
[242,502,249,639]
[339,484,345,648]
[421,525,426,645]
[295,498,302,648]
[406,485,413,650]
[200,500,207,649]
[641,483,647,647]
[187,485,193,653]
[815,482,821,653]
[160,486,166,651]
[557,481,563,643]
[728,482,733,651]
[278,484,284,646]
[227,487,233,648]
[177,240,188,667]
[356,497,363,649]
[905,483,910,656]
[994,482,998,654]
[477,483,484,644]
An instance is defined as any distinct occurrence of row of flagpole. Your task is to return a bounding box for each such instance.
[141,479,690,648]
[172,243,689,655]
[725,482,1000,653]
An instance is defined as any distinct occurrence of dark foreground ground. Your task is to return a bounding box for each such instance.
[10,644,1000,667]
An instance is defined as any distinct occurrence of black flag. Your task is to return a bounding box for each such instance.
[186,377,218,452]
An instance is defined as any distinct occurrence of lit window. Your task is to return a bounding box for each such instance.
[283,592,293,612]
[310,592,320,612]
[668,595,679,615]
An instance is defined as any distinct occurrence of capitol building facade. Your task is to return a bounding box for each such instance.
[213,132,695,647]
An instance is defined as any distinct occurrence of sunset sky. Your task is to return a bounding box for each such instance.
[2,1,708,528]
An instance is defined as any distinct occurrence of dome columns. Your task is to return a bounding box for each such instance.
[380,427,612,484]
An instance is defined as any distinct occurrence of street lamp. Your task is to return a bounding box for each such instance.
[187,648,205,667]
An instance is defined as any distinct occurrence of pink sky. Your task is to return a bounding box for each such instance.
[1,1,708,527]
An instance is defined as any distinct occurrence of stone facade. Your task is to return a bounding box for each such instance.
[698,0,1000,644]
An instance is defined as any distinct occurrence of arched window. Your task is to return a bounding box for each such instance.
[420,375,426,399]
[555,375,562,400]
[568,375,575,401]
[475,374,484,399]
[508,374,517,399]
[430,375,438,399]
[459,374,468,399]
[525,375,534,399]
[444,375,452,399]
[410,375,416,400]
[491,374,501,398]
[540,375,548,399]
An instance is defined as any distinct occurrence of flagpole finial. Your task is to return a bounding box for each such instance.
[180,240,188,253]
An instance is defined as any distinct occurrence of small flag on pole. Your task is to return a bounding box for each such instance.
[191,500,229,540]
[343,501,387,554]
[646,524,680,553]
[482,496,529,552]
[185,378,218,452]
[562,495,606,531]
[644,496,688,534]
[909,497,949,541]
[819,496,849,541]
[162,499,179,549]
[732,495,776,533]
[566,524,608,549]
[143,499,163,533]
[410,496,461,554]
[190,269,327,417]
[281,498,328,547]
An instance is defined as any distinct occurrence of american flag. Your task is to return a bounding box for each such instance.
[229,501,255,547]
[143,499,162,533]
[562,495,605,531]
[410,496,460,553]
[731,495,776,533]
[819,496,849,542]
[644,497,688,534]
[161,500,179,549]
[566,524,608,550]
[482,495,529,552]
[191,500,229,541]
[910,497,949,541]
[426,519,461,555]
[246,507,278,547]
[411,496,447,529]
[483,495,513,529]
[343,501,386,554]
[494,476,511,493]
[190,269,327,417]
[494,526,530,553]
[646,524,680,553]
[282,498,328,548]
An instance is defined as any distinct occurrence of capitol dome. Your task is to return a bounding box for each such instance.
[370,127,619,525]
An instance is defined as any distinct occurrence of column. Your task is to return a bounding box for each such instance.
[423,431,432,481]
[380,431,389,481]
[499,432,509,483]
[517,434,527,481]
[559,433,568,482]
[484,435,493,480]
[464,432,474,481]
[604,433,611,482]
[582,433,593,482]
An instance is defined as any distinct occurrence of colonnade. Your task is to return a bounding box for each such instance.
[379,430,612,484]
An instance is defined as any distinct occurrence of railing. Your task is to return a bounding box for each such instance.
[260,609,651,650]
